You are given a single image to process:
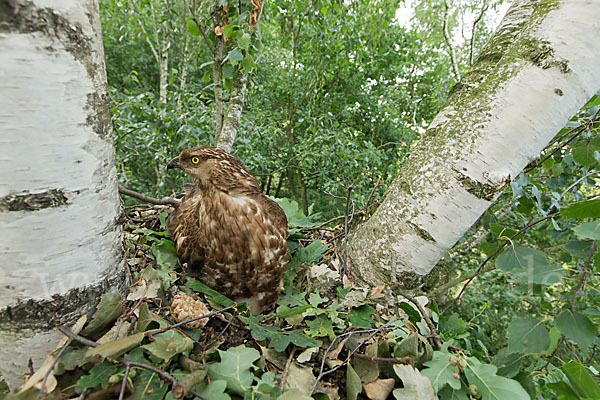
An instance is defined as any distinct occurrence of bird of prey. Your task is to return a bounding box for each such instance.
[166,146,289,314]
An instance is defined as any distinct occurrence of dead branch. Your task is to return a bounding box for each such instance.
[118,184,180,206]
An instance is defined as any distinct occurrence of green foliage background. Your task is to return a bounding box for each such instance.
[93,0,600,399]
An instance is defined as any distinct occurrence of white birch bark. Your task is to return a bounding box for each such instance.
[216,71,247,152]
[348,0,600,287]
[0,0,127,387]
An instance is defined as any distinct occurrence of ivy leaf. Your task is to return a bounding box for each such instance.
[507,317,550,354]
[561,199,600,218]
[142,330,193,362]
[348,304,376,328]
[464,358,530,400]
[573,221,600,240]
[240,316,316,351]
[82,293,123,336]
[308,291,328,307]
[152,239,179,268]
[77,361,118,389]
[290,240,328,267]
[422,349,461,392]
[207,345,260,396]
[572,145,597,168]
[555,309,596,350]
[305,315,335,339]
[496,245,563,285]
[562,361,600,399]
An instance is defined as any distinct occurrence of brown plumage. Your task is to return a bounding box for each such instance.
[166,146,289,314]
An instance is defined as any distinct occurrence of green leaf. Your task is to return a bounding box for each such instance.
[398,302,422,324]
[240,315,317,351]
[346,363,362,400]
[242,54,255,71]
[464,358,530,400]
[186,18,199,36]
[573,221,600,240]
[226,49,244,66]
[493,348,521,378]
[186,278,235,306]
[348,304,376,327]
[489,223,517,239]
[141,330,193,362]
[152,239,179,268]
[86,332,145,360]
[439,314,466,339]
[305,315,335,339]
[438,385,469,399]
[422,349,461,391]
[562,199,600,218]
[392,365,437,399]
[82,293,123,335]
[496,245,563,285]
[238,32,251,50]
[77,361,118,389]
[507,317,550,354]
[136,302,154,332]
[200,380,231,400]
[562,362,600,399]
[128,368,170,400]
[565,240,594,259]
[208,345,260,396]
[555,309,597,350]
[572,145,597,168]
[273,198,322,228]
[289,240,328,267]
[308,291,328,308]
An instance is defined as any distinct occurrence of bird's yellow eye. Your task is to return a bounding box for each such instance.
[191,156,200,164]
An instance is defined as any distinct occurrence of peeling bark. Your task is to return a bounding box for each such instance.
[348,0,600,288]
[0,0,126,387]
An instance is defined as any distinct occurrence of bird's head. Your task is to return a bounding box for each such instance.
[167,146,258,193]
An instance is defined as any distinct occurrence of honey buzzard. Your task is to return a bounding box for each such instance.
[166,146,289,314]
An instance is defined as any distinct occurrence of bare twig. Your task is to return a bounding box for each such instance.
[442,0,460,81]
[279,346,297,389]
[468,0,488,66]
[36,339,72,398]
[118,184,180,206]
[118,365,130,400]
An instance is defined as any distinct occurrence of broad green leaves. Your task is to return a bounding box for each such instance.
[561,199,600,218]
[496,245,563,285]
[573,221,600,240]
[240,316,317,352]
[422,350,461,392]
[562,362,600,399]
[555,309,596,350]
[463,359,530,400]
[207,346,260,396]
[507,318,550,354]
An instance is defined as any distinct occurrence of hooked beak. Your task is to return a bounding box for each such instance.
[167,157,180,170]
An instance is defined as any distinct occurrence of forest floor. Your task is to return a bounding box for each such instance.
[9,203,441,400]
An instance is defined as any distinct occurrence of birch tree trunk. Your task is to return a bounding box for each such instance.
[0,0,127,388]
[216,71,247,152]
[348,0,600,288]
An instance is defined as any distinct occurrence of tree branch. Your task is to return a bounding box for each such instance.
[118,185,180,206]
[442,0,461,81]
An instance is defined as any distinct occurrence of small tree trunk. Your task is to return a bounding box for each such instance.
[348,0,600,288]
[216,71,247,152]
[0,0,127,387]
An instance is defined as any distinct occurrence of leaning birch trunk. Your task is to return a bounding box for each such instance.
[348,0,600,288]
[216,71,247,152]
[0,0,127,388]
